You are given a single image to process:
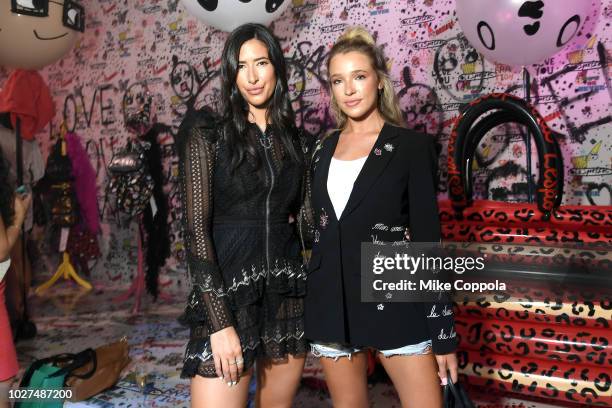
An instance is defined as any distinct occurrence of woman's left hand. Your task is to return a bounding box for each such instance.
[12,193,31,229]
[435,353,458,385]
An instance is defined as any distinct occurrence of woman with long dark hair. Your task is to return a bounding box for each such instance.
[177,24,308,407]
[303,27,458,407]
[0,148,31,408]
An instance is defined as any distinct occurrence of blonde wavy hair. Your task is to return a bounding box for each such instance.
[327,26,405,130]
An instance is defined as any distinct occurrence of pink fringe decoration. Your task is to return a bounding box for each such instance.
[65,132,100,234]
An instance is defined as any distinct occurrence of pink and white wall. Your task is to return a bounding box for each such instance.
[1,0,610,290]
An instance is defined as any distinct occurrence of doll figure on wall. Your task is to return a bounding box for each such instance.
[124,84,157,137]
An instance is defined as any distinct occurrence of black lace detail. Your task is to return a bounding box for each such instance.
[177,109,310,378]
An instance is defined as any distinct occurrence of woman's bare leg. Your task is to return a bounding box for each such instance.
[191,368,253,408]
[319,352,369,408]
[0,379,12,408]
[255,354,305,408]
[378,353,442,408]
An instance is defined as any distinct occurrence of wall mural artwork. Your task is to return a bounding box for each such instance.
[1,0,610,291]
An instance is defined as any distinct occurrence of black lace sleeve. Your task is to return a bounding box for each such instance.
[178,114,234,334]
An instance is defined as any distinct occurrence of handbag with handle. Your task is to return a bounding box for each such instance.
[17,350,95,408]
[44,139,73,184]
[17,339,130,404]
[108,140,143,174]
[443,373,476,408]
[65,338,130,401]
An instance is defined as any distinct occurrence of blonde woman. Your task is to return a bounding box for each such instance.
[303,27,458,407]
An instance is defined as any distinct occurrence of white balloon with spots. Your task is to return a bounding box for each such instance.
[456,0,600,67]
[180,0,290,32]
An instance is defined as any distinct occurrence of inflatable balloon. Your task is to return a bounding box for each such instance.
[456,0,599,66]
[0,0,85,70]
[447,94,561,220]
[180,0,290,32]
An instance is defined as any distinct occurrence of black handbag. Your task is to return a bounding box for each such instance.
[443,373,475,408]
[44,140,73,183]
[106,140,154,218]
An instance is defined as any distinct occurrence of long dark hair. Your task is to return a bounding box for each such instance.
[220,23,301,173]
[0,147,15,227]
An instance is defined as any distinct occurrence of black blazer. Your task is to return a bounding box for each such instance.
[304,123,457,354]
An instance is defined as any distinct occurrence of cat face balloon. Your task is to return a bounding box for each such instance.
[0,0,85,70]
[456,0,598,67]
[180,0,290,32]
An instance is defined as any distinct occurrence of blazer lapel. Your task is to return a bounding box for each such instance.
[313,131,340,223]
[340,123,399,220]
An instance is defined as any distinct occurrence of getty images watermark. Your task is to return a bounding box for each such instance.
[360,242,508,303]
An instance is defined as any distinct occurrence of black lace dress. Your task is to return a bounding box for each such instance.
[177,109,310,378]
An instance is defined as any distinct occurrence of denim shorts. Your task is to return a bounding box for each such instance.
[310,339,432,361]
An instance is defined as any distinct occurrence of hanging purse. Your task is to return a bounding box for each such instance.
[67,225,101,261]
[44,139,73,184]
[108,141,143,174]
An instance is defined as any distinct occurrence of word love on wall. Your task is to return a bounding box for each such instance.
[62,85,116,131]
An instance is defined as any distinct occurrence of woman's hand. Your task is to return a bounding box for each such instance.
[12,193,32,228]
[0,217,9,262]
[0,193,32,261]
[435,352,458,385]
[210,326,244,387]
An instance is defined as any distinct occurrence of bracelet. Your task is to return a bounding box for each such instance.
[7,221,24,232]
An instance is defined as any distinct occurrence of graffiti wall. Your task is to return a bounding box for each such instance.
[1,0,610,291]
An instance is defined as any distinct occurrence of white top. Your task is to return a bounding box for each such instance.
[0,258,11,282]
[327,156,367,219]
